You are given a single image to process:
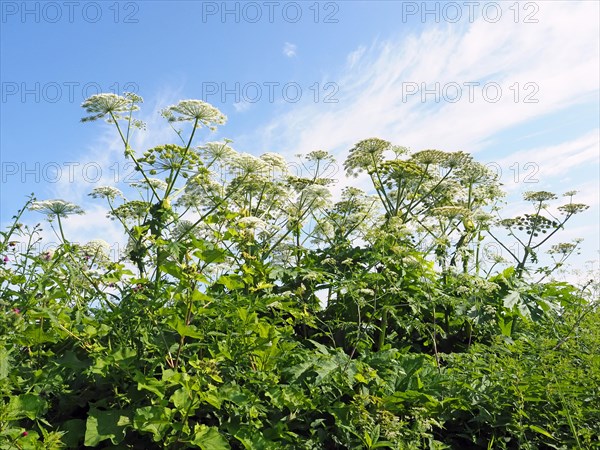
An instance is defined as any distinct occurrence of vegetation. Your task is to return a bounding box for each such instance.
[1,93,598,449]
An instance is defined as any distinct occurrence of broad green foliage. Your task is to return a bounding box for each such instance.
[0,94,598,449]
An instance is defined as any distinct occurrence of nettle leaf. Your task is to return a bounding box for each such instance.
[199,389,224,409]
[171,387,200,412]
[190,424,230,449]
[308,339,331,355]
[265,385,308,410]
[134,371,166,399]
[84,408,131,446]
[219,384,252,407]
[393,355,427,392]
[55,350,90,371]
[133,406,174,441]
[233,426,273,450]
[6,394,47,420]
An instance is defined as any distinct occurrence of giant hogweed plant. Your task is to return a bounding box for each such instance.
[0,93,596,449]
[343,139,504,275]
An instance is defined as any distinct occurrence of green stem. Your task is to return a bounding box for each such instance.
[377,307,388,351]
[164,118,199,199]
[110,112,159,201]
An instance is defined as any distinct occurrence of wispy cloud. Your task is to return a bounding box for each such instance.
[493,131,600,192]
[233,101,252,113]
[283,42,297,58]
[251,2,598,160]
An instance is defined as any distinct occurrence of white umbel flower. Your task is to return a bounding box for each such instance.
[260,152,288,172]
[89,186,124,200]
[129,178,168,191]
[237,216,268,230]
[231,153,267,176]
[162,100,227,130]
[81,93,142,123]
[29,199,85,218]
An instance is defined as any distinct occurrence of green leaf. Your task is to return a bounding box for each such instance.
[314,358,339,384]
[283,359,313,383]
[216,274,245,290]
[394,355,425,391]
[503,290,521,309]
[200,389,224,409]
[497,316,514,337]
[0,346,10,380]
[233,426,272,450]
[134,371,166,399]
[84,408,131,446]
[55,350,89,371]
[219,384,251,407]
[60,419,86,448]
[6,394,47,420]
[167,316,204,338]
[161,260,183,279]
[308,339,332,355]
[191,424,230,449]
[528,424,555,439]
[171,387,200,412]
[133,406,174,441]
[200,247,227,264]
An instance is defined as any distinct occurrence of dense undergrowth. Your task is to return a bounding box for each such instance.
[1,94,598,449]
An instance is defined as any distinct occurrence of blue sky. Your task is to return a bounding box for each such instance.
[1,1,599,277]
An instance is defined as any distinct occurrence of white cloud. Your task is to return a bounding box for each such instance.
[283,42,297,58]
[233,101,252,113]
[491,131,600,194]
[346,45,366,68]
[251,2,598,159]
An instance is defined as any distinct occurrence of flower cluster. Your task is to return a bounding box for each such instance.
[501,213,558,236]
[162,100,227,130]
[344,138,394,177]
[108,200,150,223]
[558,203,589,215]
[198,141,237,167]
[176,174,223,210]
[410,149,447,166]
[548,240,582,255]
[298,185,332,210]
[237,216,268,230]
[260,152,288,173]
[140,144,203,178]
[81,239,111,265]
[89,186,125,200]
[432,206,470,219]
[29,200,85,219]
[523,191,558,203]
[230,153,268,176]
[129,178,168,191]
[81,93,143,124]
[173,220,207,241]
